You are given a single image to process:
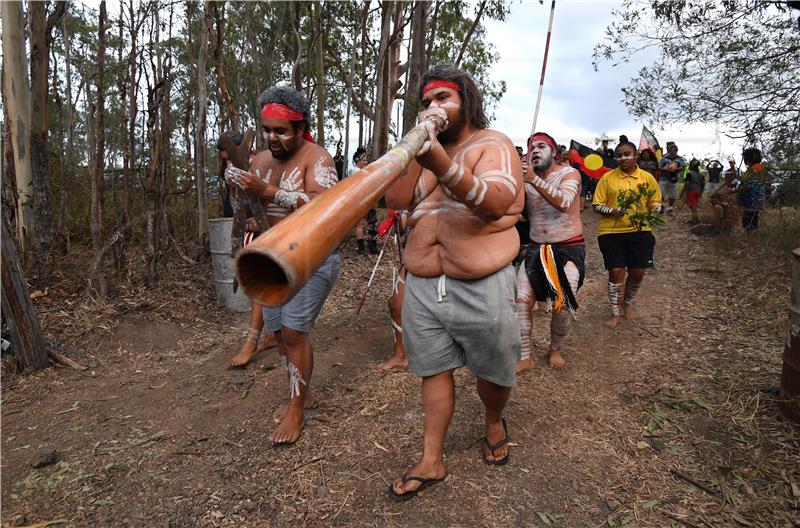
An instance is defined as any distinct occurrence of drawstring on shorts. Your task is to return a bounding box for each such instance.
[436,274,447,303]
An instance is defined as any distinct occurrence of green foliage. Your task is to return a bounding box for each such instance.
[594,0,800,160]
[616,183,665,231]
[427,1,508,120]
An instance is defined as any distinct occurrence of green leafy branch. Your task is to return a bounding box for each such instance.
[616,184,665,232]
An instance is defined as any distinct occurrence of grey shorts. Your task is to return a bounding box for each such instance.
[402,265,521,387]
[659,179,678,200]
[263,252,340,333]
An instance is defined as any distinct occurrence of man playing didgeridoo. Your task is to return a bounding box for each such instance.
[516,132,585,373]
[385,65,523,501]
[226,86,340,445]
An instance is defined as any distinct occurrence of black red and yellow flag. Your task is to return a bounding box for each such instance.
[638,126,662,161]
[568,140,617,180]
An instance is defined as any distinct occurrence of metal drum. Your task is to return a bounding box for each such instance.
[780,247,800,422]
[208,218,251,312]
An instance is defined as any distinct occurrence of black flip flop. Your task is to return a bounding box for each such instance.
[387,474,445,502]
[482,417,510,466]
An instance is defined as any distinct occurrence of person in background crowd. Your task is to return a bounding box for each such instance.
[657,142,686,216]
[734,148,769,232]
[706,159,723,192]
[724,159,739,184]
[681,158,706,225]
[600,138,614,158]
[351,147,380,256]
[638,149,659,179]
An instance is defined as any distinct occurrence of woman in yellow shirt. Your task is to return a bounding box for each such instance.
[592,141,662,327]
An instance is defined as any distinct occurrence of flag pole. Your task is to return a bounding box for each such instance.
[530,0,557,135]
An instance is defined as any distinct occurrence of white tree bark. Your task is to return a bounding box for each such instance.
[1,1,35,253]
[196,1,209,243]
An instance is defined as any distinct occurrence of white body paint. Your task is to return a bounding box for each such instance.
[280,355,307,399]
[526,166,582,243]
[411,137,518,221]
[313,156,338,188]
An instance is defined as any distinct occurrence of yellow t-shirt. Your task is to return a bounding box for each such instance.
[593,167,662,235]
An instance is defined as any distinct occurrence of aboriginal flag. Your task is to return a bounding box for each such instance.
[568,140,617,180]
[638,126,662,161]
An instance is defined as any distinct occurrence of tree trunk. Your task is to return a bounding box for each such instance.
[30,2,66,259]
[89,1,108,297]
[196,1,209,245]
[125,0,140,222]
[184,0,195,189]
[207,2,239,132]
[371,2,393,160]
[455,0,487,67]
[313,2,326,147]
[1,210,50,373]
[404,1,428,134]
[62,13,74,251]
[1,1,35,256]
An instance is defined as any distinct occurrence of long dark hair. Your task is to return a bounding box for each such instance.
[419,64,488,130]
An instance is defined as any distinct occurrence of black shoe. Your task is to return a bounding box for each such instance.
[357,239,367,256]
[367,239,379,255]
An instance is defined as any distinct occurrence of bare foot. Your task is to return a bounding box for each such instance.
[377,355,408,372]
[548,348,566,369]
[516,356,535,374]
[227,339,260,368]
[269,405,305,445]
[257,332,278,353]
[390,460,447,498]
[273,392,318,423]
[605,315,622,328]
[623,303,635,321]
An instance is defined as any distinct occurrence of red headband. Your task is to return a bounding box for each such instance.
[421,79,461,95]
[530,133,557,153]
[261,103,315,144]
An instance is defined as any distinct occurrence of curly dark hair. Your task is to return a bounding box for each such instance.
[419,65,488,130]
[257,86,311,131]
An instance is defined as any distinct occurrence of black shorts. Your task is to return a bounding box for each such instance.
[598,231,655,270]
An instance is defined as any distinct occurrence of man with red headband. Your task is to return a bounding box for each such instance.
[515,132,585,373]
[385,65,523,501]
[225,86,340,445]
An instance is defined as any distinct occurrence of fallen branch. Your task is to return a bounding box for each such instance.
[48,347,88,371]
[670,468,720,496]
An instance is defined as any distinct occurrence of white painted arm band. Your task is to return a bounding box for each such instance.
[593,203,621,216]
[274,189,310,210]
[530,174,579,209]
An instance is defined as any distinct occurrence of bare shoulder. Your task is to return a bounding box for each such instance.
[480,129,516,150]
[304,142,335,164]
[561,164,581,179]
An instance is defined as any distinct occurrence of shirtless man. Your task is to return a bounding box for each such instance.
[516,132,585,373]
[225,86,340,445]
[385,65,523,501]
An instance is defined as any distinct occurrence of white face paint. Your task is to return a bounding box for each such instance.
[429,101,460,110]
[529,141,554,170]
[276,133,294,151]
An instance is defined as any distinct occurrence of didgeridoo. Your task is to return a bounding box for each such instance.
[237,120,437,307]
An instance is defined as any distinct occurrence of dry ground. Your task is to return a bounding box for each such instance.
[2,207,798,528]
